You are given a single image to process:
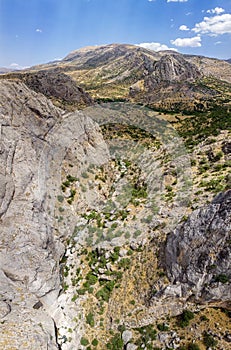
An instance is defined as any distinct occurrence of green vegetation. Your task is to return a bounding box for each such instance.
[203,332,218,348]
[96,281,116,302]
[86,312,95,327]
[80,337,89,346]
[177,106,231,149]
[106,332,123,350]
[57,195,64,202]
[61,174,78,191]
[179,344,201,350]
[92,338,98,346]
[135,325,157,348]
[214,274,229,283]
[199,177,226,194]
[178,309,195,328]
[187,344,201,350]
[157,323,169,331]
[101,123,161,149]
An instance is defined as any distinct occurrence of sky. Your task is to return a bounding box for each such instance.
[0,0,231,69]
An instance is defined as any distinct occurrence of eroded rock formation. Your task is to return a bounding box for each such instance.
[0,79,108,349]
[165,190,231,308]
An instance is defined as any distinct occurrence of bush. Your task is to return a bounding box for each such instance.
[86,272,98,285]
[80,337,89,346]
[178,309,195,328]
[96,281,115,302]
[92,338,98,346]
[188,343,201,350]
[57,195,64,202]
[86,312,94,327]
[214,274,229,283]
[157,323,169,331]
[203,332,218,348]
[106,333,123,350]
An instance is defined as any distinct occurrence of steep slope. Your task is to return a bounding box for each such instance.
[0,70,93,110]
[165,190,231,307]
[0,79,109,349]
[185,55,231,83]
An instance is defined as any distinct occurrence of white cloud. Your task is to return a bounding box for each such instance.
[171,35,201,47]
[167,0,188,3]
[9,63,28,70]
[207,7,225,15]
[214,41,222,45]
[193,13,231,35]
[36,28,42,33]
[10,63,20,67]
[136,42,178,52]
[179,25,189,31]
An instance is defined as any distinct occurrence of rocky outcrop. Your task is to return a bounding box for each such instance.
[22,70,93,106]
[1,70,93,109]
[165,190,231,307]
[151,54,201,85]
[0,79,108,349]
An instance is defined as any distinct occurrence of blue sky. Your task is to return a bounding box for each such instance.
[0,0,231,68]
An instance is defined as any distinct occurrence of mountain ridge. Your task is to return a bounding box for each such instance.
[18,43,231,112]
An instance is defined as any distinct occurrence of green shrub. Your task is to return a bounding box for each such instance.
[92,338,98,346]
[157,323,169,331]
[86,312,94,327]
[86,272,98,285]
[106,333,123,350]
[66,174,77,182]
[214,274,229,283]
[188,343,201,350]
[57,195,64,202]
[80,337,89,346]
[96,281,115,302]
[178,309,194,328]
[191,159,196,166]
[203,332,218,348]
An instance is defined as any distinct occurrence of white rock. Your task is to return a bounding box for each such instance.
[122,330,133,344]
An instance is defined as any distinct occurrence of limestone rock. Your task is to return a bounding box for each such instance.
[126,343,138,350]
[122,330,133,344]
[21,70,93,107]
[0,79,109,349]
[165,190,231,306]
[151,54,201,85]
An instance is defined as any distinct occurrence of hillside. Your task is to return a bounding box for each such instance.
[2,44,231,112]
[28,44,231,112]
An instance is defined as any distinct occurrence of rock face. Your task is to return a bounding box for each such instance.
[1,70,93,109]
[151,54,201,85]
[0,79,108,349]
[165,190,231,307]
[22,70,93,107]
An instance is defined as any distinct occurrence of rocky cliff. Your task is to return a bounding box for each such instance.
[0,79,108,349]
[164,190,231,307]
[0,70,93,110]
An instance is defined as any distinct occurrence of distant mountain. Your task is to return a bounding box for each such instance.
[42,43,231,111]
[0,67,16,74]
[226,58,231,64]
[1,43,231,112]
